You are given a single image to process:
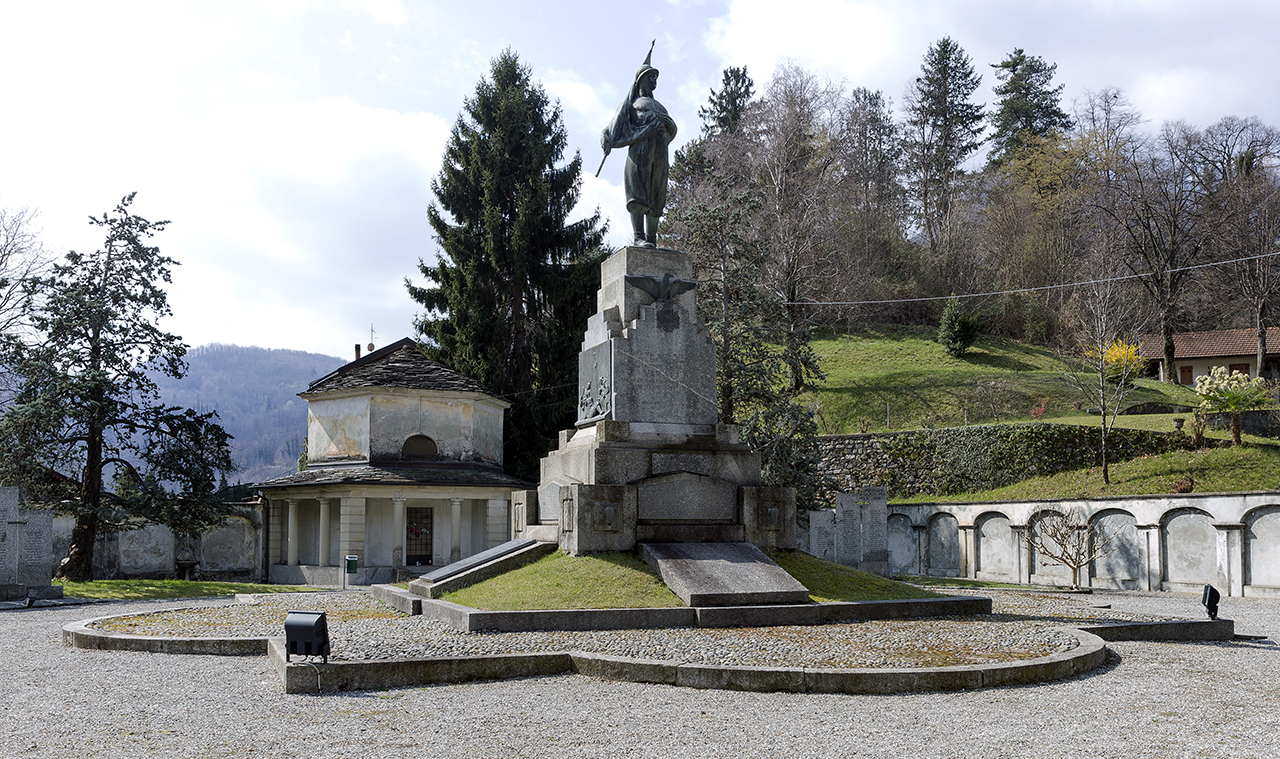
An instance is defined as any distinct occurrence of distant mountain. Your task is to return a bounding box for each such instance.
[151,344,346,485]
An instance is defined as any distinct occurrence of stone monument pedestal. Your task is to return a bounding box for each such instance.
[511,246,803,605]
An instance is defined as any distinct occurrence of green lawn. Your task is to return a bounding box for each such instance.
[808,324,1203,435]
[443,551,684,610]
[54,579,316,600]
[768,551,942,602]
[441,549,941,609]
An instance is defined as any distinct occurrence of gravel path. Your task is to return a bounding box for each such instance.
[4,589,1279,758]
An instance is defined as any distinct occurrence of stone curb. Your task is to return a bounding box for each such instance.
[268,638,571,694]
[265,627,1109,695]
[1082,618,1235,641]
[369,584,422,615]
[62,615,268,656]
[417,595,991,632]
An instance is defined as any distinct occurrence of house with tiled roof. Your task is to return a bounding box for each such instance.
[1139,328,1280,384]
[257,338,529,586]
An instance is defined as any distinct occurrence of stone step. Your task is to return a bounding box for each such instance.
[639,542,810,607]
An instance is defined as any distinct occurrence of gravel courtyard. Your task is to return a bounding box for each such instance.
[3,589,1278,759]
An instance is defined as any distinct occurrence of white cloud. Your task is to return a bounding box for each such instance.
[706,0,903,86]
[543,68,614,132]
[342,0,410,26]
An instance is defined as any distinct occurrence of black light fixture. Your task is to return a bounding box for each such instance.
[1201,584,1220,620]
[284,610,330,663]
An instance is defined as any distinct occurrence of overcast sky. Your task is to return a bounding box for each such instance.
[3,0,1278,361]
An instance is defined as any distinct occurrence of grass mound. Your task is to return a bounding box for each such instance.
[446,549,947,610]
[443,551,683,610]
[767,551,943,602]
[54,579,315,600]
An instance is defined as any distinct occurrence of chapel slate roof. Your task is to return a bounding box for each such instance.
[257,463,531,490]
[302,337,499,398]
[1139,328,1280,361]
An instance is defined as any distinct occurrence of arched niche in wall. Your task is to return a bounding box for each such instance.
[887,513,916,576]
[1090,508,1139,588]
[975,511,1013,578]
[401,434,438,461]
[1163,508,1217,585]
[926,512,960,577]
[1027,509,1072,584]
[1244,505,1280,588]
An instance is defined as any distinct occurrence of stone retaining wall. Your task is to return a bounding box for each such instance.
[816,424,1190,499]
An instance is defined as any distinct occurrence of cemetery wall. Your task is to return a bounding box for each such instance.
[885,492,1280,598]
[50,504,264,582]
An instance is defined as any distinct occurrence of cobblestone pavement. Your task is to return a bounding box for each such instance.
[3,588,1278,759]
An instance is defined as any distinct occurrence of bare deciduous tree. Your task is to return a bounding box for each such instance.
[1020,508,1120,589]
[1061,234,1147,484]
[0,204,47,338]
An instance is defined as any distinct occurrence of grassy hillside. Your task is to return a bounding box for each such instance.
[807,324,1280,500]
[808,324,1203,435]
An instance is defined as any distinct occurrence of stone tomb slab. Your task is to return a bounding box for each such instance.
[420,538,538,583]
[639,542,810,607]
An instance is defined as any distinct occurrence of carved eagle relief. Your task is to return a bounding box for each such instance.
[625,272,697,302]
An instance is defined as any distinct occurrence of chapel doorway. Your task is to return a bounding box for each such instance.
[406,506,434,566]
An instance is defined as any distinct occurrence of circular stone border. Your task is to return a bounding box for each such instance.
[64,610,1108,695]
[263,629,1108,694]
[62,615,269,656]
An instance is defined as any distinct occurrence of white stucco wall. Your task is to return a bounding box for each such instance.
[367,392,506,465]
[308,395,370,463]
[307,390,506,466]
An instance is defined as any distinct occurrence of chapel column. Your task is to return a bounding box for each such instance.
[392,497,407,567]
[339,496,366,570]
[450,497,464,564]
[317,497,331,567]
[286,498,299,567]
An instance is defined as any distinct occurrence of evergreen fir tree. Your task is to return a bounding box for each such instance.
[698,66,755,137]
[406,50,605,480]
[0,194,236,581]
[937,295,980,358]
[988,48,1073,166]
[904,37,986,259]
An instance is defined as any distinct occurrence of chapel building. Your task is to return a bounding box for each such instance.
[257,338,527,585]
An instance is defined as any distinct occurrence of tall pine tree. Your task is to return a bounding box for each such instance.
[904,37,985,261]
[407,50,604,480]
[988,48,1072,166]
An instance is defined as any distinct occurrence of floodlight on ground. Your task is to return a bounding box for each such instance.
[284,610,330,664]
[1201,584,1220,620]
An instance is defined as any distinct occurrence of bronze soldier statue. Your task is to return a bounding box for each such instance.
[599,41,678,249]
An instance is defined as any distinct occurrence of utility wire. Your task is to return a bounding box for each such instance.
[782,249,1280,307]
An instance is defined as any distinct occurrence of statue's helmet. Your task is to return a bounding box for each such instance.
[634,41,658,84]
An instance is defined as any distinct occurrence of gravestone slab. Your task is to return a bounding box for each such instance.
[0,488,16,591]
[639,542,809,607]
[0,487,63,600]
